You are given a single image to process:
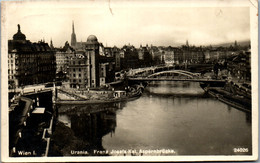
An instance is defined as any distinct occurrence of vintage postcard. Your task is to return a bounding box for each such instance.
[1,0,258,162]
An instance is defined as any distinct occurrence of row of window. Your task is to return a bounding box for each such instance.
[70,73,87,78]
[8,70,14,74]
[8,75,15,79]
[8,60,14,63]
[8,64,14,68]
[70,61,87,65]
[70,79,88,83]
[70,68,87,72]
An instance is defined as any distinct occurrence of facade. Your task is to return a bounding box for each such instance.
[8,24,56,88]
[121,45,139,69]
[68,35,114,88]
[227,50,251,81]
[100,55,115,85]
[138,45,152,67]
[85,35,100,87]
[55,42,75,74]
[113,47,121,71]
[68,52,89,88]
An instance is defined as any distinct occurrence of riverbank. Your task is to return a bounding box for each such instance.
[200,78,251,112]
[55,85,144,104]
[49,121,90,156]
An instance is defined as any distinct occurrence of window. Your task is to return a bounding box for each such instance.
[79,74,81,77]
[79,68,81,72]
[78,61,81,65]
[73,68,75,72]
[79,79,81,83]
[73,74,76,77]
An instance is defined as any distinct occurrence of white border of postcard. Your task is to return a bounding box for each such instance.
[1,0,258,162]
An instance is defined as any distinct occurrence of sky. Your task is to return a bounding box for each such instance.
[4,0,251,48]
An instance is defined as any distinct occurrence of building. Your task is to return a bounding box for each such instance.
[55,41,75,74]
[68,34,115,88]
[68,22,120,88]
[112,47,121,71]
[70,22,88,51]
[68,52,89,88]
[8,24,56,88]
[85,35,100,87]
[121,45,139,69]
[138,45,152,67]
[227,50,251,81]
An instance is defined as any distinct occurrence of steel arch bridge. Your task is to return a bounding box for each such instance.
[146,70,201,79]
[127,65,175,77]
[128,69,225,83]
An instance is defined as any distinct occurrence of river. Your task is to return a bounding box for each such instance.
[54,81,252,156]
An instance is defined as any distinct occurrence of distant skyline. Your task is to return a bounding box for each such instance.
[5,1,251,48]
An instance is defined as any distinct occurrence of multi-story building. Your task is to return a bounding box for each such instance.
[55,42,76,74]
[85,35,100,87]
[112,47,121,71]
[227,50,251,81]
[68,34,115,88]
[55,41,75,74]
[99,62,115,86]
[68,52,89,88]
[8,24,56,89]
[138,45,152,67]
[68,21,117,88]
[172,47,183,64]
[120,45,139,69]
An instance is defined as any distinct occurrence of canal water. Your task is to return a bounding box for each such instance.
[55,81,252,156]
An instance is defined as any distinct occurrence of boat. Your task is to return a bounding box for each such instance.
[200,81,251,112]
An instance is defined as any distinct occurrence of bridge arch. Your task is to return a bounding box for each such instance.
[147,70,198,79]
[173,70,201,77]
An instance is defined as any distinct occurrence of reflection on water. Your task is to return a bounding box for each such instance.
[55,81,252,156]
[55,102,125,155]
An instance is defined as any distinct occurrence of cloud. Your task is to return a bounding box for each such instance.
[6,2,250,47]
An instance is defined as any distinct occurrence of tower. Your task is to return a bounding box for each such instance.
[71,21,77,47]
[13,24,26,41]
[86,35,100,88]
[50,38,54,49]
[186,40,189,47]
[234,40,238,47]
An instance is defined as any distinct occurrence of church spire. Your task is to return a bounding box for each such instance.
[186,40,189,47]
[72,21,75,33]
[71,21,77,47]
[50,38,54,49]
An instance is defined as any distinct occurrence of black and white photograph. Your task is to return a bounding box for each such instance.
[1,0,258,162]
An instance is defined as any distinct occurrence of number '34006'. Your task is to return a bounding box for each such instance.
[233,148,249,153]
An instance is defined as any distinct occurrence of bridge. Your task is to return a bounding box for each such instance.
[127,69,226,84]
[127,64,213,77]
[127,65,175,77]
[129,77,226,83]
